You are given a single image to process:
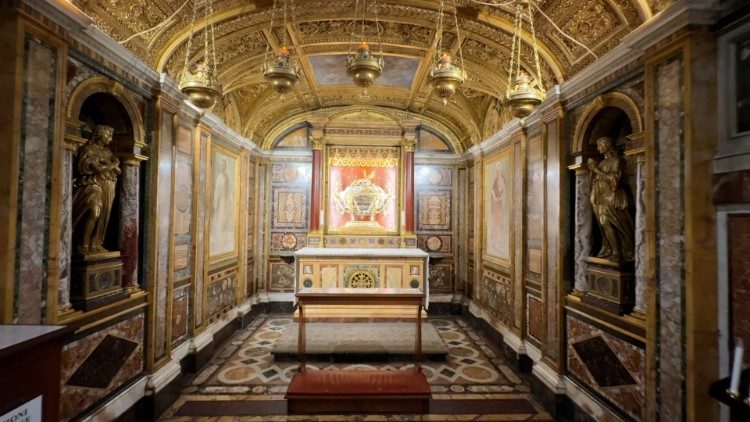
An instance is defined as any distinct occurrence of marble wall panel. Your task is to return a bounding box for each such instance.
[269,260,295,291]
[246,260,255,296]
[270,233,308,252]
[526,135,544,276]
[271,188,309,230]
[513,143,523,330]
[729,214,750,363]
[173,152,193,235]
[574,172,592,291]
[566,315,645,421]
[271,162,311,184]
[194,133,209,327]
[527,295,545,342]
[428,262,454,294]
[15,35,57,323]
[417,189,451,231]
[171,285,190,345]
[415,165,452,186]
[417,235,452,253]
[481,268,513,325]
[654,56,685,422]
[206,267,237,320]
[153,111,174,360]
[60,312,145,421]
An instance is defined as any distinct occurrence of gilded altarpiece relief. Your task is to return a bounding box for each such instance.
[327,146,399,233]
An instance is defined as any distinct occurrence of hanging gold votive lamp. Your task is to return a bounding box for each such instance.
[346,0,385,95]
[505,0,545,119]
[262,0,300,96]
[179,0,223,109]
[346,40,384,95]
[427,0,466,106]
[263,45,301,95]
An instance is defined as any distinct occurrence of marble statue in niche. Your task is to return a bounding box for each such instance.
[587,136,634,262]
[72,125,120,256]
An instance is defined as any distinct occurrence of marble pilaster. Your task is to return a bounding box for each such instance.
[59,123,86,315]
[118,160,143,291]
[403,138,416,233]
[573,170,592,292]
[633,160,647,314]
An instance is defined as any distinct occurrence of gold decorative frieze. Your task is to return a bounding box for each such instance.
[328,146,399,168]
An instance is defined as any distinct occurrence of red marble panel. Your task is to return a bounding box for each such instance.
[566,315,645,420]
[730,214,750,364]
[60,312,145,420]
[172,288,189,342]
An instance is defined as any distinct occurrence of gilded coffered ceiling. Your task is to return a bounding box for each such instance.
[72,0,667,149]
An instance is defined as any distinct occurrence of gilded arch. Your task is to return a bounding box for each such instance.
[66,75,146,148]
[572,91,644,154]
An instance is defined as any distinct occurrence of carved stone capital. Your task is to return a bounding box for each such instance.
[310,137,326,150]
[401,138,417,152]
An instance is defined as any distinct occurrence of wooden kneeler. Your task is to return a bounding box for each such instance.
[285,288,431,414]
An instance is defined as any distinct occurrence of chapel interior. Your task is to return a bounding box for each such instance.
[1,0,749,421]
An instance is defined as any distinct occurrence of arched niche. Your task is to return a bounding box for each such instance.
[66,75,145,148]
[572,92,643,155]
[570,92,645,316]
[60,75,148,309]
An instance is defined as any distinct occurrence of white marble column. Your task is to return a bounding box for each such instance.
[573,169,592,292]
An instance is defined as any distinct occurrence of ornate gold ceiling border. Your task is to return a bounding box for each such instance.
[261,105,465,153]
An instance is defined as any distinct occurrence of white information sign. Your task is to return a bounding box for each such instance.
[0,396,42,422]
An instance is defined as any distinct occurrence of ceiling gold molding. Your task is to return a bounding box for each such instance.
[71,0,665,149]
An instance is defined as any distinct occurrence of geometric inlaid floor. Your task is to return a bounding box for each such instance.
[160,316,552,421]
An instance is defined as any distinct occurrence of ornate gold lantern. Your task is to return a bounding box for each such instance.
[428,0,466,106]
[263,45,300,96]
[262,0,301,95]
[346,41,384,94]
[429,53,465,106]
[179,0,222,109]
[346,0,385,95]
[505,0,545,119]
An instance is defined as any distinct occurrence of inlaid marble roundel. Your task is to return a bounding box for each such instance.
[426,236,443,251]
[410,279,420,288]
[303,279,313,288]
[175,184,191,212]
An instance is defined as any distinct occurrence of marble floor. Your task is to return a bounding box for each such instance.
[161,316,552,421]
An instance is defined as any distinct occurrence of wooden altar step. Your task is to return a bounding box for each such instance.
[293,304,427,322]
[286,369,431,414]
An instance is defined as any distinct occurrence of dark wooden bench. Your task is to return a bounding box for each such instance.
[285,288,431,414]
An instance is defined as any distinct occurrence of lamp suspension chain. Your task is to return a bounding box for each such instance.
[435,0,446,62]
[182,0,199,75]
[527,0,543,85]
[209,0,217,77]
[451,0,465,75]
[264,0,279,63]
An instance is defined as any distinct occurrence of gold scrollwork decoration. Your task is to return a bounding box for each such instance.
[328,146,399,168]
